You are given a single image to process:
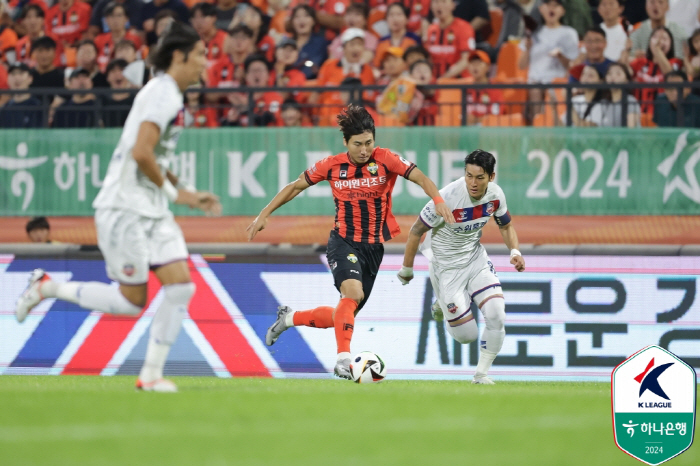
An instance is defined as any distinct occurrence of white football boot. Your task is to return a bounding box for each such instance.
[472,375,496,385]
[265,305,293,346]
[135,378,178,393]
[333,358,352,380]
[15,268,51,323]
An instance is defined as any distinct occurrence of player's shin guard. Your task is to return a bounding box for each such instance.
[333,298,358,354]
[41,281,142,315]
[476,295,506,378]
[139,282,195,383]
[292,306,334,328]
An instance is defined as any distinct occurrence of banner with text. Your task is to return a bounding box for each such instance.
[1,127,699,216]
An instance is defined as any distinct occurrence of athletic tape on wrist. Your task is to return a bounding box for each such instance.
[162,180,179,202]
[432,196,445,205]
[510,249,521,258]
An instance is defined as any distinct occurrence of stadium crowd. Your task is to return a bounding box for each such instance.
[0,0,699,128]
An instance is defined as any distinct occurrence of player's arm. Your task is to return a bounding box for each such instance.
[246,174,311,241]
[132,122,221,215]
[443,51,469,79]
[397,217,431,285]
[498,221,525,272]
[407,167,454,224]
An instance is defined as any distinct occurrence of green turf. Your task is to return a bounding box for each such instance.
[0,376,696,466]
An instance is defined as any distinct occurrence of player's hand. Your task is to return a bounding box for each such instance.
[434,202,455,224]
[397,266,414,285]
[511,254,525,272]
[195,192,222,216]
[246,215,268,241]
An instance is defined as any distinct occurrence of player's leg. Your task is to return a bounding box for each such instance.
[430,263,479,344]
[14,209,146,322]
[467,256,505,385]
[137,216,193,393]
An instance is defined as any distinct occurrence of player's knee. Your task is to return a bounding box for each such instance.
[450,321,479,344]
[116,293,144,316]
[481,295,506,331]
[164,282,196,305]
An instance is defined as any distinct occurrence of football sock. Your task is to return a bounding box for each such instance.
[333,298,358,354]
[41,281,141,316]
[476,296,506,377]
[292,306,334,328]
[337,351,351,362]
[139,283,195,382]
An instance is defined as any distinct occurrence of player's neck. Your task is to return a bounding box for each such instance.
[438,16,454,29]
[166,70,190,92]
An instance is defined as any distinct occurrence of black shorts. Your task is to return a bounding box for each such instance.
[326,230,384,312]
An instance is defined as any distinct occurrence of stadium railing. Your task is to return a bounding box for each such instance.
[1,81,699,128]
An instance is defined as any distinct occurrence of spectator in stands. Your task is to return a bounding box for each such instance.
[15,5,64,67]
[25,216,53,243]
[185,80,219,127]
[518,0,579,121]
[72,39,109,88]
[229,4,276,62]
[684,28,700,85]
[377,46,406,85]
[273,36,306,101]
[88,0,143,39]
[287,5,329,79]
[466,49,503,125]
[0,1,18,63]
[29,37,65,102]
[667,0,700,38]
[289,0,349,40]
[221,54,283,126]
[630,0,686,59]
[570,26,614,82]
[401,0,430,34]
[316,28,375,87]
[140,0,190,44]
[630,26,683,111]
[279,98,311,126]
[493,0,543,51]
[95,3,143,71]
[0,63,44,128]
[215,0,240,31]
[403,44,430,67]
[191,2,228,68]
[453,0,490,47]
[208,24,254,92]
[598,0,629,61]
[567,65,608,126]
[328,3,378,63]
[409,59,437,125]
[101,58,135,127]
[114,39,148,86]
[154,9,179,39]
[46,0,92,47]
[560,0,593,39]
[52,67,97,127]
[603,61,641,127]
[424,0,475,79]
[653,70,700,126]
[373,3,420,69]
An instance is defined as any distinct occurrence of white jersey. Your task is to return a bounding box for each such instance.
[419,179,509,268]
[93,74,185,218]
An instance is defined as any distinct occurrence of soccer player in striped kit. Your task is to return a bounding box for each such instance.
[247,104,453,379]
[398,150,526,384]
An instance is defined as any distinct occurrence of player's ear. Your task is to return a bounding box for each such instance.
[489,172,495,182]
[342,138,348,148]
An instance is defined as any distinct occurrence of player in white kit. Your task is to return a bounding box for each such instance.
[397,150,525,384]
[14,22,221,392]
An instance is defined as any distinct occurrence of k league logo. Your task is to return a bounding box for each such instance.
[612,345,696,465]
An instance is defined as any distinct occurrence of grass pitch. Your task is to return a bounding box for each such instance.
[0,376,696,466]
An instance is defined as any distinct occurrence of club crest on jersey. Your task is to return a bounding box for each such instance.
[339,170,348,179]
[347,254,358,263]
[447,303,458,314]
[485,202,495,215]
[70,12,79,23]
[447,33,455,44]
[367,162,378,175]
[122,264,135,277]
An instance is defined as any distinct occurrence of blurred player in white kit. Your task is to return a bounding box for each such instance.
[14,21,221,392]
[398,150,525,384]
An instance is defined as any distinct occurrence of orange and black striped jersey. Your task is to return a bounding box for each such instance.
[304,147,417,243]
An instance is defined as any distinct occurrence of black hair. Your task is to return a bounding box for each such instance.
[409,59,431,74]
[688,28,700,57]
[228,24,255,38]
[287,5,316,39]
[605,61,632,83]
[190,2,216,17]
[665,70,688,82]
[106,58,129,75]
[464,150,496,176]
[403,44,430,61]
[281,98,300,112]
[584,25,606,40]
[32,36,56,50]
[150,21,201,72]
[244,53,271,73]
[346,2,369,19]
[103,1,127,18]
[580,65,608,119]
[21,4,45,19]
[647,26,675,61]
[75,39,98,54]
[386,2,409,19]
[337,104,375,142]
[26,216,50,234]
[154,9,178,27]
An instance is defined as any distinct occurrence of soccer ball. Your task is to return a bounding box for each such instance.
[349,351,387,383]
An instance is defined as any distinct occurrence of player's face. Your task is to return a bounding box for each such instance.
[465,164,494,199]
[27,228,49,243]
[344,131,374,164]
[184,41,208,85]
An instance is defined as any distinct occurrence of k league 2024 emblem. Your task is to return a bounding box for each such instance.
[612,345,696,465]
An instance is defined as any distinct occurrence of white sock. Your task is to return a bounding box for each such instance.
[476,297,506,378]
[475,349,498,378]
[139,283,195,383]
[284,311,296,327]
[41,280,141,315]
[337,351,351,362]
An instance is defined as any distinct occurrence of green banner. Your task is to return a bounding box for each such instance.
[1,127,699,216]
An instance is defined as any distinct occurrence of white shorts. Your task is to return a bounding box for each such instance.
[429,249,502,328]
[95,208,188,285]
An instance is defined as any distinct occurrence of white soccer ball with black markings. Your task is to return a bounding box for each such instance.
[350,351,387,383]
